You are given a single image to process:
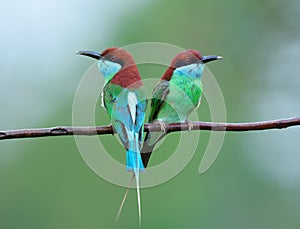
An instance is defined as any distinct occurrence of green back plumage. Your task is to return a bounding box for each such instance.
[149,73,202,123]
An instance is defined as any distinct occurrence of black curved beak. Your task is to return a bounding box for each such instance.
[76,50,102,60]
[202,55,222,64]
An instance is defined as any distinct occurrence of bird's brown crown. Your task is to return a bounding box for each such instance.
[161,50,203,81]
[102,47,142,88]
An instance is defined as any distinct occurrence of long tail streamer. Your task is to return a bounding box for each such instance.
[115,174,135,222]
[135,169,141,227]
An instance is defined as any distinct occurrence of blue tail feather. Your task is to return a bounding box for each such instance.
[126,150,145,172]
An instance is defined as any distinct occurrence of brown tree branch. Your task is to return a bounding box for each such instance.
[0,117,299,141]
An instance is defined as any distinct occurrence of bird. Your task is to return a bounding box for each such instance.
[77,47,147,225]
[141,50,222,168]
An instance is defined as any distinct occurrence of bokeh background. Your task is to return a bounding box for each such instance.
[1,0,300,228]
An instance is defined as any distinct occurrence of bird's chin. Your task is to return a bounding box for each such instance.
[98,60,122,78]
[175,63,204,78]
[99,66,108,76]
[187,66,204,78]
[195,64,205,77]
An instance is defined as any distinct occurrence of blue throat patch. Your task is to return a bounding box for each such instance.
[98,60,122,82]
[174,63,204,78]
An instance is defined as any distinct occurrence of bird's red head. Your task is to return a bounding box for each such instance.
[161,50,203,81]
[161,50,222,81]
[101,47,142,88]
[77,47,142,89]
[100,47,143,89]
[101,47,136,68]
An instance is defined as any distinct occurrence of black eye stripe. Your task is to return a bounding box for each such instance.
[113,58,125,66]
[175,58,199,68]
[103,54,125,66]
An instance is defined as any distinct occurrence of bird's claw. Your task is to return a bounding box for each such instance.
[185,119,193,132]
[158,121,167,133]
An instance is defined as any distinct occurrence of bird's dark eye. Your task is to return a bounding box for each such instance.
[110,55,117,62]
[185,58,192,64]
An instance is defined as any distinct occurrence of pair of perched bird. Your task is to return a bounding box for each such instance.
[77,47,221,224]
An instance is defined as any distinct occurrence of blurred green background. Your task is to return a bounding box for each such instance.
[1,0,300,228]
